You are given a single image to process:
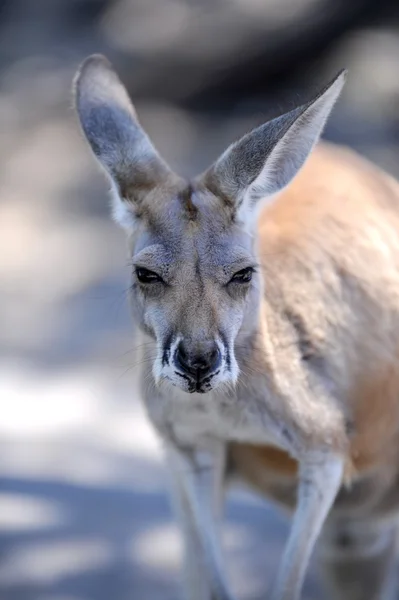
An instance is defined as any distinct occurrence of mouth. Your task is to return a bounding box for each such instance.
[174,370,218,394]
[154,335,236,394]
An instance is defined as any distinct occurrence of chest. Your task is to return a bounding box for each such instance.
[145,383,288,452]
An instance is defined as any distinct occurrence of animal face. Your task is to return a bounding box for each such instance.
[74,54,345,394]
[128,183,261,393]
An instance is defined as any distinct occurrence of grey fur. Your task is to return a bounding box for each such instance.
[74,55,348,600]
[204,70,346,215]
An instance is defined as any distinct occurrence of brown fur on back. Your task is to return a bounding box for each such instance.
[230,142,399,510]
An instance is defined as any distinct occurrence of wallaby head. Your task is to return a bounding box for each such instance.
[74,55,346,395]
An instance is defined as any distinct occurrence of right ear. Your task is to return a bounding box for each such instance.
[73,54,173,229]
[200,70,346,232]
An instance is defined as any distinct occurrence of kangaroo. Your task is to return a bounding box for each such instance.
[74,55,399,600]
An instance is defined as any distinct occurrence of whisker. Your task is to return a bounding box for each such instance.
[113,355,158,380]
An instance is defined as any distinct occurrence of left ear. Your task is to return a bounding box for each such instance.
[73,54,176,230]
[201,70,347,228]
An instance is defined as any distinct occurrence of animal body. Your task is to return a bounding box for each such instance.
[74,55,399,600]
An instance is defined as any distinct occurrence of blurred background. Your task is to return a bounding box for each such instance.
[1,1,399,599]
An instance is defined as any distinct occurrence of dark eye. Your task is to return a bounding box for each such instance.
[135,267,164,284]
[229,267,254,284]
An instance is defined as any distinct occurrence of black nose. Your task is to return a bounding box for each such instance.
[175,341,221,382]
